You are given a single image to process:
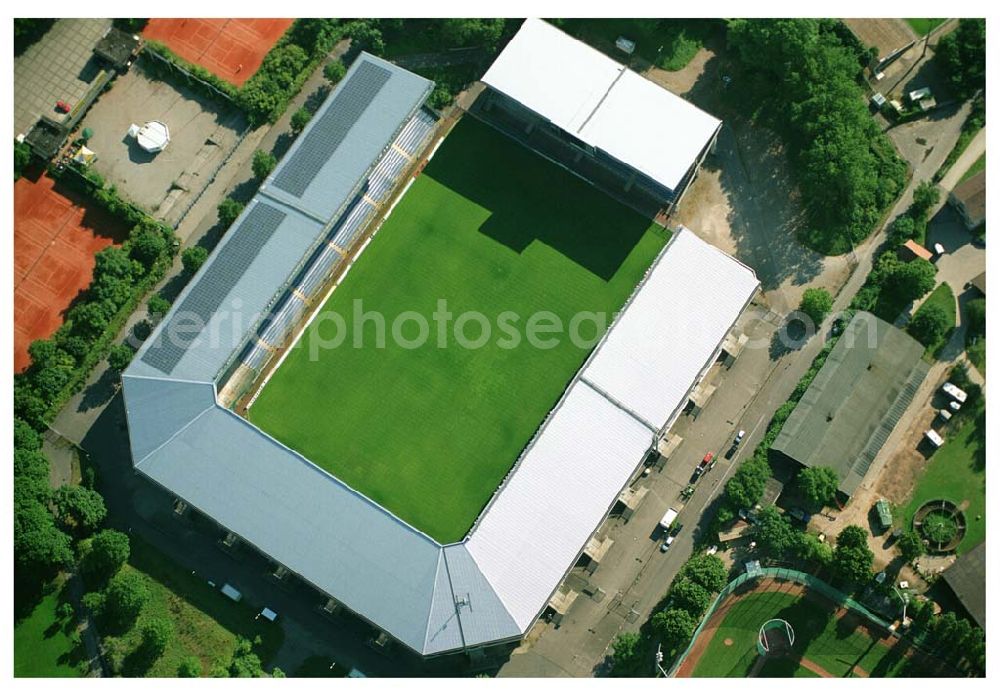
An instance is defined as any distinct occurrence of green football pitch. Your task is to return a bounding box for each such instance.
[249,117,666,543]
[690,590,942,678]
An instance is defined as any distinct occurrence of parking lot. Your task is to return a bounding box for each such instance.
[77,62,245,226]
[14,18,112,137]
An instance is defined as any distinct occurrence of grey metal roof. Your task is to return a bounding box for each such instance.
[772,312,930,495]
[941,542,986,628]
[128,53,433,384]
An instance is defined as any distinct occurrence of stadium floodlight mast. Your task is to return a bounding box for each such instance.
[893,586,910,625]
[654,643,669,677]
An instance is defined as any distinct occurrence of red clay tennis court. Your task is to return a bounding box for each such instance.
[14,172,128,372]
[143,18,293,87]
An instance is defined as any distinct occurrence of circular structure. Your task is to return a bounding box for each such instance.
[913,499,966,553]
[136,121,170,153]
[757,618,795,657]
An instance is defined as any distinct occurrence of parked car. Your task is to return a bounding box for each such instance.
[660,524,683,552]
[787,507,811,524]
[693,451,714,479]
[941,382,968,403]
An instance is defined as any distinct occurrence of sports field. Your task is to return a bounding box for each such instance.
[143,18,292,86]
[249,118,666,543]
[683,586,945,678]
[14,172,128,372]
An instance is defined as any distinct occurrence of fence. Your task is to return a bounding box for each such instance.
[668,566,894,676]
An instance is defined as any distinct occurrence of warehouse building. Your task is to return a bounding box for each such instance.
[772,312,930,497]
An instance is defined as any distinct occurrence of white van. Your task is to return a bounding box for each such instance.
[220,583,243,602]
[659,508,679,530]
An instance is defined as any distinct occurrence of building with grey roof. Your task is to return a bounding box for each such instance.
[772,312,930,496]
[940,542,986,628]
[123,51,758,658]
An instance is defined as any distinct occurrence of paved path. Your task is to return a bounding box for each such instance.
[65,571,107,677]
[938,126,986,192]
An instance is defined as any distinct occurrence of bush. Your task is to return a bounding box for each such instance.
[178,656,202,677]
[52,485,107,536]
[181,245,209,275]
[140,617,173,660]
[252,149,277,180]
[323,60,346,84]
[911,180,941,218]
[15,139,32,179]
[129,225,169,270]
[217,198,244,228]
[14,418,42,451]
[965,297,985,338]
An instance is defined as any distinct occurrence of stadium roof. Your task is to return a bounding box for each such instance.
[481,19,721,193]
[772,312,930,496]
[128,53,433,384]
[941,542,986,628]
[123,54,757,654]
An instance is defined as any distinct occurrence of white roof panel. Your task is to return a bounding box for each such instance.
[482,18,622,134]
[582,228,760,427]
[466,380,654,629]
[482,19,721,191]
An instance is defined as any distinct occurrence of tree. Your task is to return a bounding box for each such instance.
[651,607,697,654]
[439,18,507,50]
[668,578,711,616]
[85,529,131,582]
[129,227,167,270]
[884,258,936,305]
[831,526,873,586]
[108,343,135,375]
[908,302,950,347]
[323,60,346,84]
[796,532,833,567]
[67,302,112,340]
[178,656,202,677]
[888,214,918,245]
[345,20,385,55]
[226,637,265,677]
[290,107,312,134]
[140,617,173,659]
[14,418,42,451]
[680,554,728,593]
[935,19,985,99]
[147,294,171,318]
[896,529,926,562]
[798,288,833,326]
[609,632,644,676]
[181,245,209,275]
[14,496,73,576]
[837,524,869,549]
[217,199,244,228]
[911,180,940,218]
[754,506,798,559]
[252,149,277,180]
[52,485,107,536]
[103,571,150,630]
[795,466,839,509]
[965,297,986,338]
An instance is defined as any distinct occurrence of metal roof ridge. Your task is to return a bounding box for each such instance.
[131,395,217,469]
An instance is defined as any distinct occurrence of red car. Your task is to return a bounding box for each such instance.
[55,100,72,113]
[692,451,714,481]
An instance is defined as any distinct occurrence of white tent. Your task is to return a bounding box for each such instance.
[135,120,170,153]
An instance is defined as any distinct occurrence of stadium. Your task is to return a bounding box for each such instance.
[122,20,759,658]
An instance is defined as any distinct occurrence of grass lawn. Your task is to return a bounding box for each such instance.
[960,153,985,183]
[899,408,986,555]
[909,282,956,360]
[560,19,717,71]
[906,19,946,36]
[14,578,87,677]
[691,590,934,677]
[103,537,283,676]
[250,117,666,542]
